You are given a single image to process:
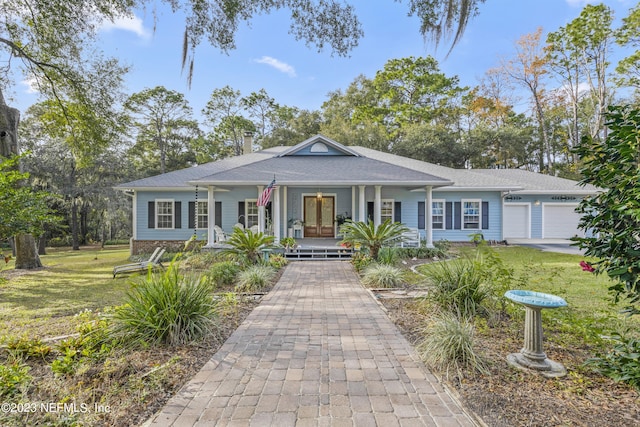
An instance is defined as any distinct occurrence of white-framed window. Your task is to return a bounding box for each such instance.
[195,201,208,229]
[381,199,394,223]
[156,199,174,229]
[246,200,258,228]
[432,200,445,229]
[462,199,481,229]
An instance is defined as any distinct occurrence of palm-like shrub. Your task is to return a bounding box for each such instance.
[223,227,275,264]
[235,265,276,293]
[417,312,487,380]
[361,264,404,288]
[339,219,408,260]
[111,263,218,347]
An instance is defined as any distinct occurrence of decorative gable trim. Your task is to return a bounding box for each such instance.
[277,134,361,158]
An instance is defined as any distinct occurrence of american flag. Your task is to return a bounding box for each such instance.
[257,178,276,206]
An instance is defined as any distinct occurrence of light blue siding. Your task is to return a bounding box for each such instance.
[431,191,503,242]
[137,190,198,241]
[136,187,578,243]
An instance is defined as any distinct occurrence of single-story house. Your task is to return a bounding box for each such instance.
[115,134,597,254]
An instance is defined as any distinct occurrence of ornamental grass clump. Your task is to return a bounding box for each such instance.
[361,263,404,288]
[425,257,491,319]
[111,263,218,347]
[417,312,487,380]
[235,265,276,293]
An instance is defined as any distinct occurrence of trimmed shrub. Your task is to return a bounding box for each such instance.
[361,264,404,288]
[207,261,241,288]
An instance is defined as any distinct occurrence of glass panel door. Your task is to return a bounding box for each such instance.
[320,197,335,237]
[303,196,335,238]
[304,197,319,237]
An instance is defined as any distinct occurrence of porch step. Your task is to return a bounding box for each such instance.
[284,247,354,260]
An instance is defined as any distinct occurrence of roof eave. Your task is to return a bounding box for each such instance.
[188,180,453,187]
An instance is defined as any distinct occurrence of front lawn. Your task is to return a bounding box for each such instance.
[0,246,278,427]
[0,246,135,338]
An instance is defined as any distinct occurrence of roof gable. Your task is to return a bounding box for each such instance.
[277,135,360,157]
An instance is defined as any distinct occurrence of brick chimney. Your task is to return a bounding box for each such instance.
[243,132,253,155]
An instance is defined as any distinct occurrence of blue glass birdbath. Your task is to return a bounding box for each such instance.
[504,290,567,378]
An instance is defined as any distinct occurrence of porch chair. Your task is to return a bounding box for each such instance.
[213,225,227,243]
[113,247,166,278]
[400,228,421,248]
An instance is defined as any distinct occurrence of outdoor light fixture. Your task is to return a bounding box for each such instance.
[534,200,541,206]
[317,192,322,199]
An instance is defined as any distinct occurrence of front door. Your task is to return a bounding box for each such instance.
[304,196,335,238]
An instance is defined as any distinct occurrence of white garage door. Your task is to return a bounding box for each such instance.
[542,204,582,239]
[503,204,529,239]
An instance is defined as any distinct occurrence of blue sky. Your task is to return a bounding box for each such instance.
[13,0,637,117]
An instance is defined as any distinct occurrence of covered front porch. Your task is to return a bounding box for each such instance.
[202,184,437,249]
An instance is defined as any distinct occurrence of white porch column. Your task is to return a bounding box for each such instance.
[132,192,138,240]
[273,186,281,243]
[358,185,366,222]
[207,186,216,246]
[425,185,434,248]
[351,186,356,221]
[374,185,382,227]
[283,186,288,237]
[257,185,265,233]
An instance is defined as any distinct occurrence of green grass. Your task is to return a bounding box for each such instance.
[417,246,640,347]
[0,247,136,338]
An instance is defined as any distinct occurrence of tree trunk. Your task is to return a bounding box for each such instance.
[38,234,47,255]
[2,90,44,269]
[71,198,80,250]
[15,234,43,269]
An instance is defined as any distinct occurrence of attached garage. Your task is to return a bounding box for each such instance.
[503,204,530,239]
[542,203,582,239]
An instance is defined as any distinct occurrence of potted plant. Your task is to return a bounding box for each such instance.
[335,212,351,226]
[280,237,297,251]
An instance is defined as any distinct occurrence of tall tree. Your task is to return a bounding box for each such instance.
[352,56,465,148]
[548,4,614,143]
[615,4,640,94]
[499,28,552,173]
[241,89,278,146]
[202,86,255,155]
[125,86,197,174]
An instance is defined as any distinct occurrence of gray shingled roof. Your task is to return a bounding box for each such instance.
[471,169,597,194]
[115,136,596,194]
[114,147,286,189]
[190,155,451,186]
[350,147,523,190]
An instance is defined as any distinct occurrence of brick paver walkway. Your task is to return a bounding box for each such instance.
[146,261,477,426]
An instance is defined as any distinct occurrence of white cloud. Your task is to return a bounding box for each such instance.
[565,0,588,6]
[254,56,297,77]
[100,14,151,40]
[21,77,38,94]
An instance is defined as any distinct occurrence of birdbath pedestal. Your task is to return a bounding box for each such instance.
[504,290,567,378]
